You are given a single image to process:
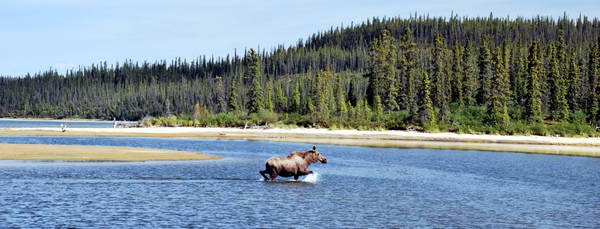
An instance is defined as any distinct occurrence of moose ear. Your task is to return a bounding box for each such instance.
[312,145,316,150]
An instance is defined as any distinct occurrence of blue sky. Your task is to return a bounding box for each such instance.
[1,0,598,76]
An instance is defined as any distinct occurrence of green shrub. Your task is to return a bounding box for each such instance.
[506,120,532,135]
[547,120,598,137]
[529,122,549,136]
[447,105,487,134]
[256,110,279,125]
[383,111,410,130]
[203,112,246,127]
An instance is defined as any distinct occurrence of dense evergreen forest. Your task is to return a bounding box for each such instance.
[2,14,600,136]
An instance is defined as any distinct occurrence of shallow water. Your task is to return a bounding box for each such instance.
[0,136,599,228]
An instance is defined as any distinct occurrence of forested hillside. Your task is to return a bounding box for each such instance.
[2,14,600,136]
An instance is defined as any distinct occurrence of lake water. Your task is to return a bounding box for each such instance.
[0,119,121,128]
[0,136,599,228]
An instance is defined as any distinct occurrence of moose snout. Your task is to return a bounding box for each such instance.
[321,158,328,164]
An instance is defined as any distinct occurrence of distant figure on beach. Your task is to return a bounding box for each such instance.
[60,123,67,132]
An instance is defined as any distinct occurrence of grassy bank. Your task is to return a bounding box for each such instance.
[140,105,600,138]
[0,143,221,161]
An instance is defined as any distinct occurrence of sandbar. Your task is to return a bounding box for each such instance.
[0,142,221,161]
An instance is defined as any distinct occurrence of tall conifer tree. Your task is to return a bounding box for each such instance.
[275,86,287,113]
[420,71,436,128]
[487,48,510,127]
[525,41,543,123]
[432,33,449,122]
[452,41,464,105]
[399,27,417,112]
[366,29,399,111]
[214,77,227,113]
[265,81,274,112]
[245,49,265,113]
[227,78,240,111]
[291,81,302,113]
[335,75,348,114]
[567,57,581,111]
[477,37,493,105]
[462,40,477,106]
[249,77,264,113]
[548,42,569,121]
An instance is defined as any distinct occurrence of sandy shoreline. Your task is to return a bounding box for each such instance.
[0,143,220,161]
[1,127,599,157]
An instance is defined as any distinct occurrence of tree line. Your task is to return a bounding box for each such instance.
[1,14,600,135]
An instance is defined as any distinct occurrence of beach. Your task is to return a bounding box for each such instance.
[1,127,599,157]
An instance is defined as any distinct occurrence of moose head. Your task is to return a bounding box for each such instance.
[308,145,327,164]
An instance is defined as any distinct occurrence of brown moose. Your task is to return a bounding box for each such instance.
[259,145,327,181]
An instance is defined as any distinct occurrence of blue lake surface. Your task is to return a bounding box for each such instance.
[0,119,116,128]
[0,136,599,228]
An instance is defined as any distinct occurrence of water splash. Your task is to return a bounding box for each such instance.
[258,172,320,183]
[302,172,320,183]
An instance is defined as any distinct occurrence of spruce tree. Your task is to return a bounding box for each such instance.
[462,40,477,106]
[307,97,315,115]
[420,71,436,128]
[366,29,399,111]
[214,77,227,113]
[373,95,384,122]
[399,27,417,111]
[557,29,568,77]
[477,37,493,105]
[348,79,358,107]
[452,41,464,105]
[335,75,348,114]
[524,41,543,123]
[265,81,274,112]
[511,53,527,107]
[567,57,581,111]
[244,49,261,85]
[548,42,569,121]
[249,77,264,113]
[291,81,302,113]
[588,43,598,101]
[386,78,400,111]
[275,86,287,113]
[487,48,510,127]
[315,69,333,119]
[501,41,512,100]
[245,48,265,113]
[432,32,449,122]
[227,78,240,111]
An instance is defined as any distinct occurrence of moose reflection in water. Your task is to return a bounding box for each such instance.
[259,145,327,181]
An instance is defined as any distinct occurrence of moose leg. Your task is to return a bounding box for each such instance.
[268,173,278,181]
[265,166,278,181]
[259,170,269,180]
